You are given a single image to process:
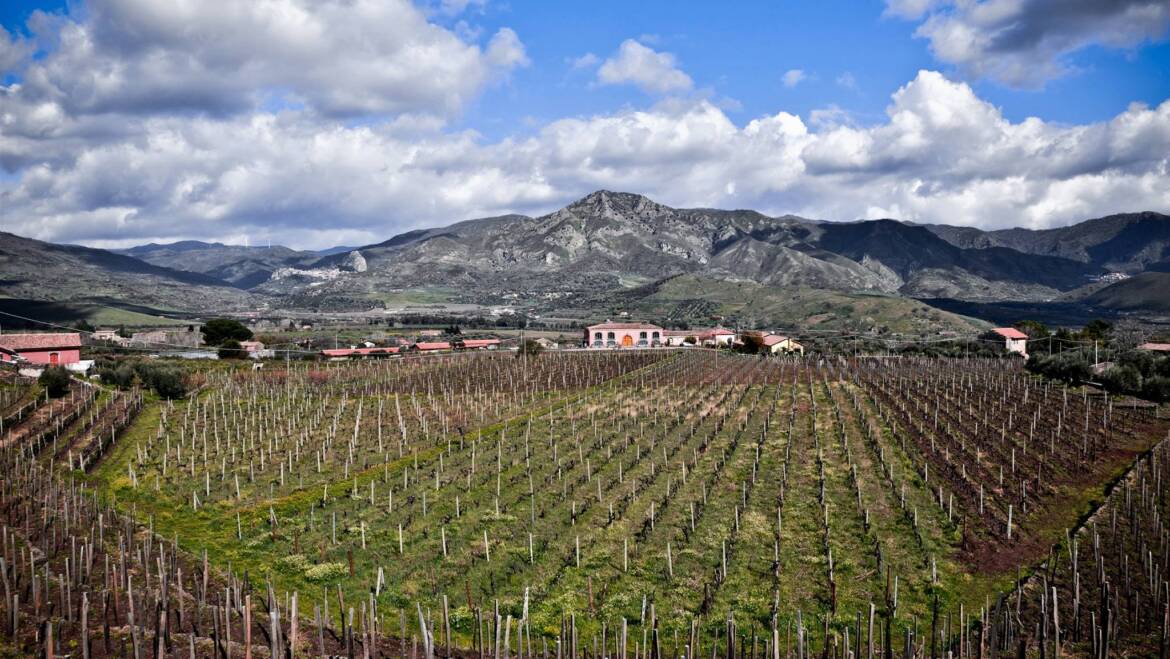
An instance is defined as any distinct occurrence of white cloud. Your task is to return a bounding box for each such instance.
[597,39,693,94]
[1,0,527,119]
[0,2,1167,250]
[569,53,600,70]
[782,69,806,88]
[3,68,1168,249]
[892,0,1170,87]
[836,72,858,91]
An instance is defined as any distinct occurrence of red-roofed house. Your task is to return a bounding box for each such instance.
[457,339,501,350]
[412,342,452,352]
[320,347,401,360]
[585,322,663,349]
[0,333,82,366]
[989,328,1028,358]
[761,335,805,355]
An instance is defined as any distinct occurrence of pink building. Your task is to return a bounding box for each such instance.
[585,322,663,348]
[0,333,82,366]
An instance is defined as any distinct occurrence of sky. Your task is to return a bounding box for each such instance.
[0,0,1168,250]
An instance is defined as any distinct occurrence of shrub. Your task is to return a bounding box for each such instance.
[130,362,189,399]
[98,364,136,389]
[1026,352,1093,383]
[303,562,347,583]
[218,339,246,360]
[38,366,71,398]
[1142,376,1170,403]
[1101,365,1143,395]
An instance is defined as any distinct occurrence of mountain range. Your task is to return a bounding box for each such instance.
[2,191,1168,329]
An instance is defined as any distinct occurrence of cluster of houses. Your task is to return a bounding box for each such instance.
[320,337,503,360]
[583,321,806,355]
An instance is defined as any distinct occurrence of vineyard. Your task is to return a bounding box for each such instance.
[0,350,1167,657]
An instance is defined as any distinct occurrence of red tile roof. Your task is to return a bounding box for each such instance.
[1139,342,1170,352]
[0,333,82,351]
[587,322,663,330]
[321,347,400,357]
[459,339,501,348]
[414,342,451,351]
[761,335,791,346]
[992,328,1028,340]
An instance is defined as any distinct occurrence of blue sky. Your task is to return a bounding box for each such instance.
[0,0,1168,249]
[438,0,1170,137]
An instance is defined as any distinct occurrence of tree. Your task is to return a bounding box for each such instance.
[218,339,246,360]
[38,366,71,398]
[74,319,96,333]
[1142,376,1170,403]
[517,339,544,358]
[1080,319,1113,342]
[1015,320,1050,341]
[201,318,253,346]
[735,332,767,355]
[1101,365,1142,395]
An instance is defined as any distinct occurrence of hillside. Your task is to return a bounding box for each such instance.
[0,232,256,312]
[1083,272,1170,312]
[259,191,1125,309]
[118,241,322,288]
[926,211,1170,272]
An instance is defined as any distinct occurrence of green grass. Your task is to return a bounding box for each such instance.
[78,352,1167,653]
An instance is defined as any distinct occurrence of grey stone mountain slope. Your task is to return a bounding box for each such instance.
[117,241,323,289]
[267,191,1159,306]
[11,191,1168,317]
[0,232,256,312]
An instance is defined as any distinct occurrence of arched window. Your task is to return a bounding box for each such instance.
[639,331,647,339]
[607,332,615,340]
[594,332,602,340]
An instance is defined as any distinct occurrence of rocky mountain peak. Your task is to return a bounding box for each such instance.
[566,190,674,223]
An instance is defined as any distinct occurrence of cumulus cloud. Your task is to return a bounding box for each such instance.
[3,65,1168,248]
[892,0,1170,87]
[782,69,806,88]
[0,3,1167,249]
[1,0,527,119]
[597,39,693,94]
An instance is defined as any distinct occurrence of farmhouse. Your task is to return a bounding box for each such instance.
[585,322,663,348]
[988,327,1028,358]
[412,342,452,352]
[662,330,694,347]
[130,325,202,348]
[0,332,82,366]
[761,335,805,355]
[238,340,273,359]
[696,327,737,347]
[532,337,559,350]
[320,347,401,360]
[457,339,501,350]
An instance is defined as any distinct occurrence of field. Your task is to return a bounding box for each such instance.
[0,349,1167,657]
